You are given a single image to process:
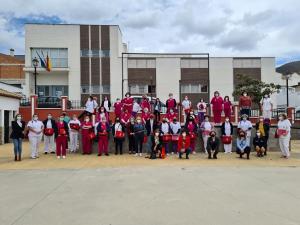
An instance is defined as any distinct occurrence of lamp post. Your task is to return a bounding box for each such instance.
[32,57,39,95]
[282,74,292,107]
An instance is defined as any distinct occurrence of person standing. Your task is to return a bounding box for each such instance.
[27,114,44,159]
[239,92,252,117]
[277,113,291,159]
[68,114,81,153]
[101,96,111,116]
[236,130,251,160]
[237,114,253,147]
[112,117,125,155]
[56,115,69,159]
[134,116,146,157]
[145,114,158,155]
[132,100,141,118]
[197,98,207,124]
[221,117,234,154]
[141,95,151,111]
[210,91,223,124]
[97,106,109,123]
[166,108,178,123]
[206,131,220,159]
[153,98,162,121]
[142,107,151,124]
[81,116,93,155]
[170,118,181,154]
[96,117,110,156]
[182,96,192,123]
[128,117,136,154]
[223,96,232,118]
[114,98,123,119]
[185,116,198,154]
[10,114,25,161]
[122,92,134,115]
[121,109,131,126]
[166,93,177,113]
[255,116,270,155]
[43,113,57,154]
[261,94,273,120]
[200,115,214,154]
[160,117,171,155]
[79,96,98,119]
[177,130,191,159]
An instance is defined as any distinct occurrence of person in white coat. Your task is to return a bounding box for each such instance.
[277,113,291,159]
[27,114,44,159]
[68,114,81,153]
[261,94,273,120]
[237,114,253,146]
[200,115,214,154]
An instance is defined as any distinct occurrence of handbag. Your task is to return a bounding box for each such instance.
[143,135,148,143]
[172,134,180,141]
[221,135,232,144]
[59,128,66,136]
[44,128,54,136]
[277,129,288,137]
[70,123,80,130]
[161,146,166,159]
[89,132,96,140]
[202,130,210,136]
[115,131,125,139]
[162,134,172,142]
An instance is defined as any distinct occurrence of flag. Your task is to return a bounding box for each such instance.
[36,51,46,69]
[46,53,52,72]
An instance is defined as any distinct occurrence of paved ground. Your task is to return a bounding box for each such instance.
[0,141,300,225]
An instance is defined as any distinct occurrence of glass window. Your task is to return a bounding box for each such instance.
[31,48,68,68]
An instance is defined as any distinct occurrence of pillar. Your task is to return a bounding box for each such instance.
[30,95,38,116]
[61,96,68,112]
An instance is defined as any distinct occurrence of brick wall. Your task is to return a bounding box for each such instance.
[0,53,25,80]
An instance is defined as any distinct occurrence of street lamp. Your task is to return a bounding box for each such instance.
[282,73,292,107]
[32,57,39,95]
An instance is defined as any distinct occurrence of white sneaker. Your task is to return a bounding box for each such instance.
[167,153,170,156]
[62,156,66,159]
[193,151,196,154]
[31,156,36,159]
[139,153,142,157]
[134,153,138,157]
[57,156,61,159]
[171,152,174,155]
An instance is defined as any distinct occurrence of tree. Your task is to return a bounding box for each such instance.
[232,74,281,107]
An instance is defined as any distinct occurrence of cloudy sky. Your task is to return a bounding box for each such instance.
[0,0,300,65]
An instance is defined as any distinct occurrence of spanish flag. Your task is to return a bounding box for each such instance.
[46,53,52,72]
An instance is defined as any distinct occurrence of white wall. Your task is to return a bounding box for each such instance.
[36,72,68,85]
[25,24,80,99]
[156,58,181,103]
[209,57,234,101]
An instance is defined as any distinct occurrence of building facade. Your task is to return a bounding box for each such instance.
[24,24,280,107]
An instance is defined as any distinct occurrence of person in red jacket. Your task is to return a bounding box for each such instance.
[56,115,69,159]
[121,92,134,114]
[96,117,110,156]
[223,96,232,118]
[141,95,151,111]
[81,116,93,155]
[113,98,123,119]
[142,107,151,124]
[210,91,223,124]
[166,108,178,122]
[239,92,252,117]
[177,130,191,159]
[121,109,131,126]
[166,93,177,113]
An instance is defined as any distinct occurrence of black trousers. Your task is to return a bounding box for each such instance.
[240,108,251,117]
[128,135,135,152]
[207,148,219,159]
[154,110,160,121]
[134,134,144,153]
[236,146,251,159]
[115,139,123,154]
[179,148,190,159]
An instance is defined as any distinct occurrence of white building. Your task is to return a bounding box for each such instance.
[24,23,281,106]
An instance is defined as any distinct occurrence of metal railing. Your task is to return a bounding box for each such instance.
[20,98,31,106]
[69,100,85,109]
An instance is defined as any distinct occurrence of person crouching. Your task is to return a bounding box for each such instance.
[236,130,251,160]
[177,130,191,159]
[150,129,163,159]
[253,131,266,157]
[56,115,69,159]
[96,117,110,156]
[206,131,220,159]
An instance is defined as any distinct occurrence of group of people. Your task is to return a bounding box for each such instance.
[10,91,291,161]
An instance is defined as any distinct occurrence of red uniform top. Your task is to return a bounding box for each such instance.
[223,101,232,110]
[114,102,123,116]
[166,98,176,113]
[121,112,131,124]
[142,112,151,124]
[121,97,134,113]
[96,112,109,123]
[187,122,196,133]
[178,135,191,150]
[141,99,151,110]
[210,96,223,111]
[57,122,67,136]
[239,96,252,108]
[167,112,178,122]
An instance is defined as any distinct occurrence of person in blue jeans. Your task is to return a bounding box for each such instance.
[134,116,146,157]
[10,114,26,161]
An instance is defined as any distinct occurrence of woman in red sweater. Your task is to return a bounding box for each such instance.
[177,130,191,159]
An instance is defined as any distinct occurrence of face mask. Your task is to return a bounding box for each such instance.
[243,93,247,97]
[163,120,166,123]
[85,119,90,122]
[155,132,159,136]
[182,133,186,137]
[169,96,173,98]
[225,118,229,122]
[173,120,177,123]
[48,116,52,119]
[137,120,141,123]
[259,118,264,122]
[240,134,245,138]
[17,116,21,120]
[73,117,77,120]
[205,118,209,122]
[33,117,38,121]
[257,133,260,137]
[243,118,247,121]
[264,95,268,98]
[60,117,64,121]
[185,98,188,100]
[279,116,283,121]
[116,119,120,122]
[126,95,129,98]
[211,134,215,137]
[200,100,203,102]
[101,109,104,112]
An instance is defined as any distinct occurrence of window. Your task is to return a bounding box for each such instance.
[31,48,68,68]
[181,84,208,93]
[80,49,110,57]
[127,59,156,68]
[37,85,68,97]
[129,84,148,94]
[80,85,110,94]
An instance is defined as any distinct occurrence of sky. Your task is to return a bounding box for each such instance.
[0,0,300,66]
